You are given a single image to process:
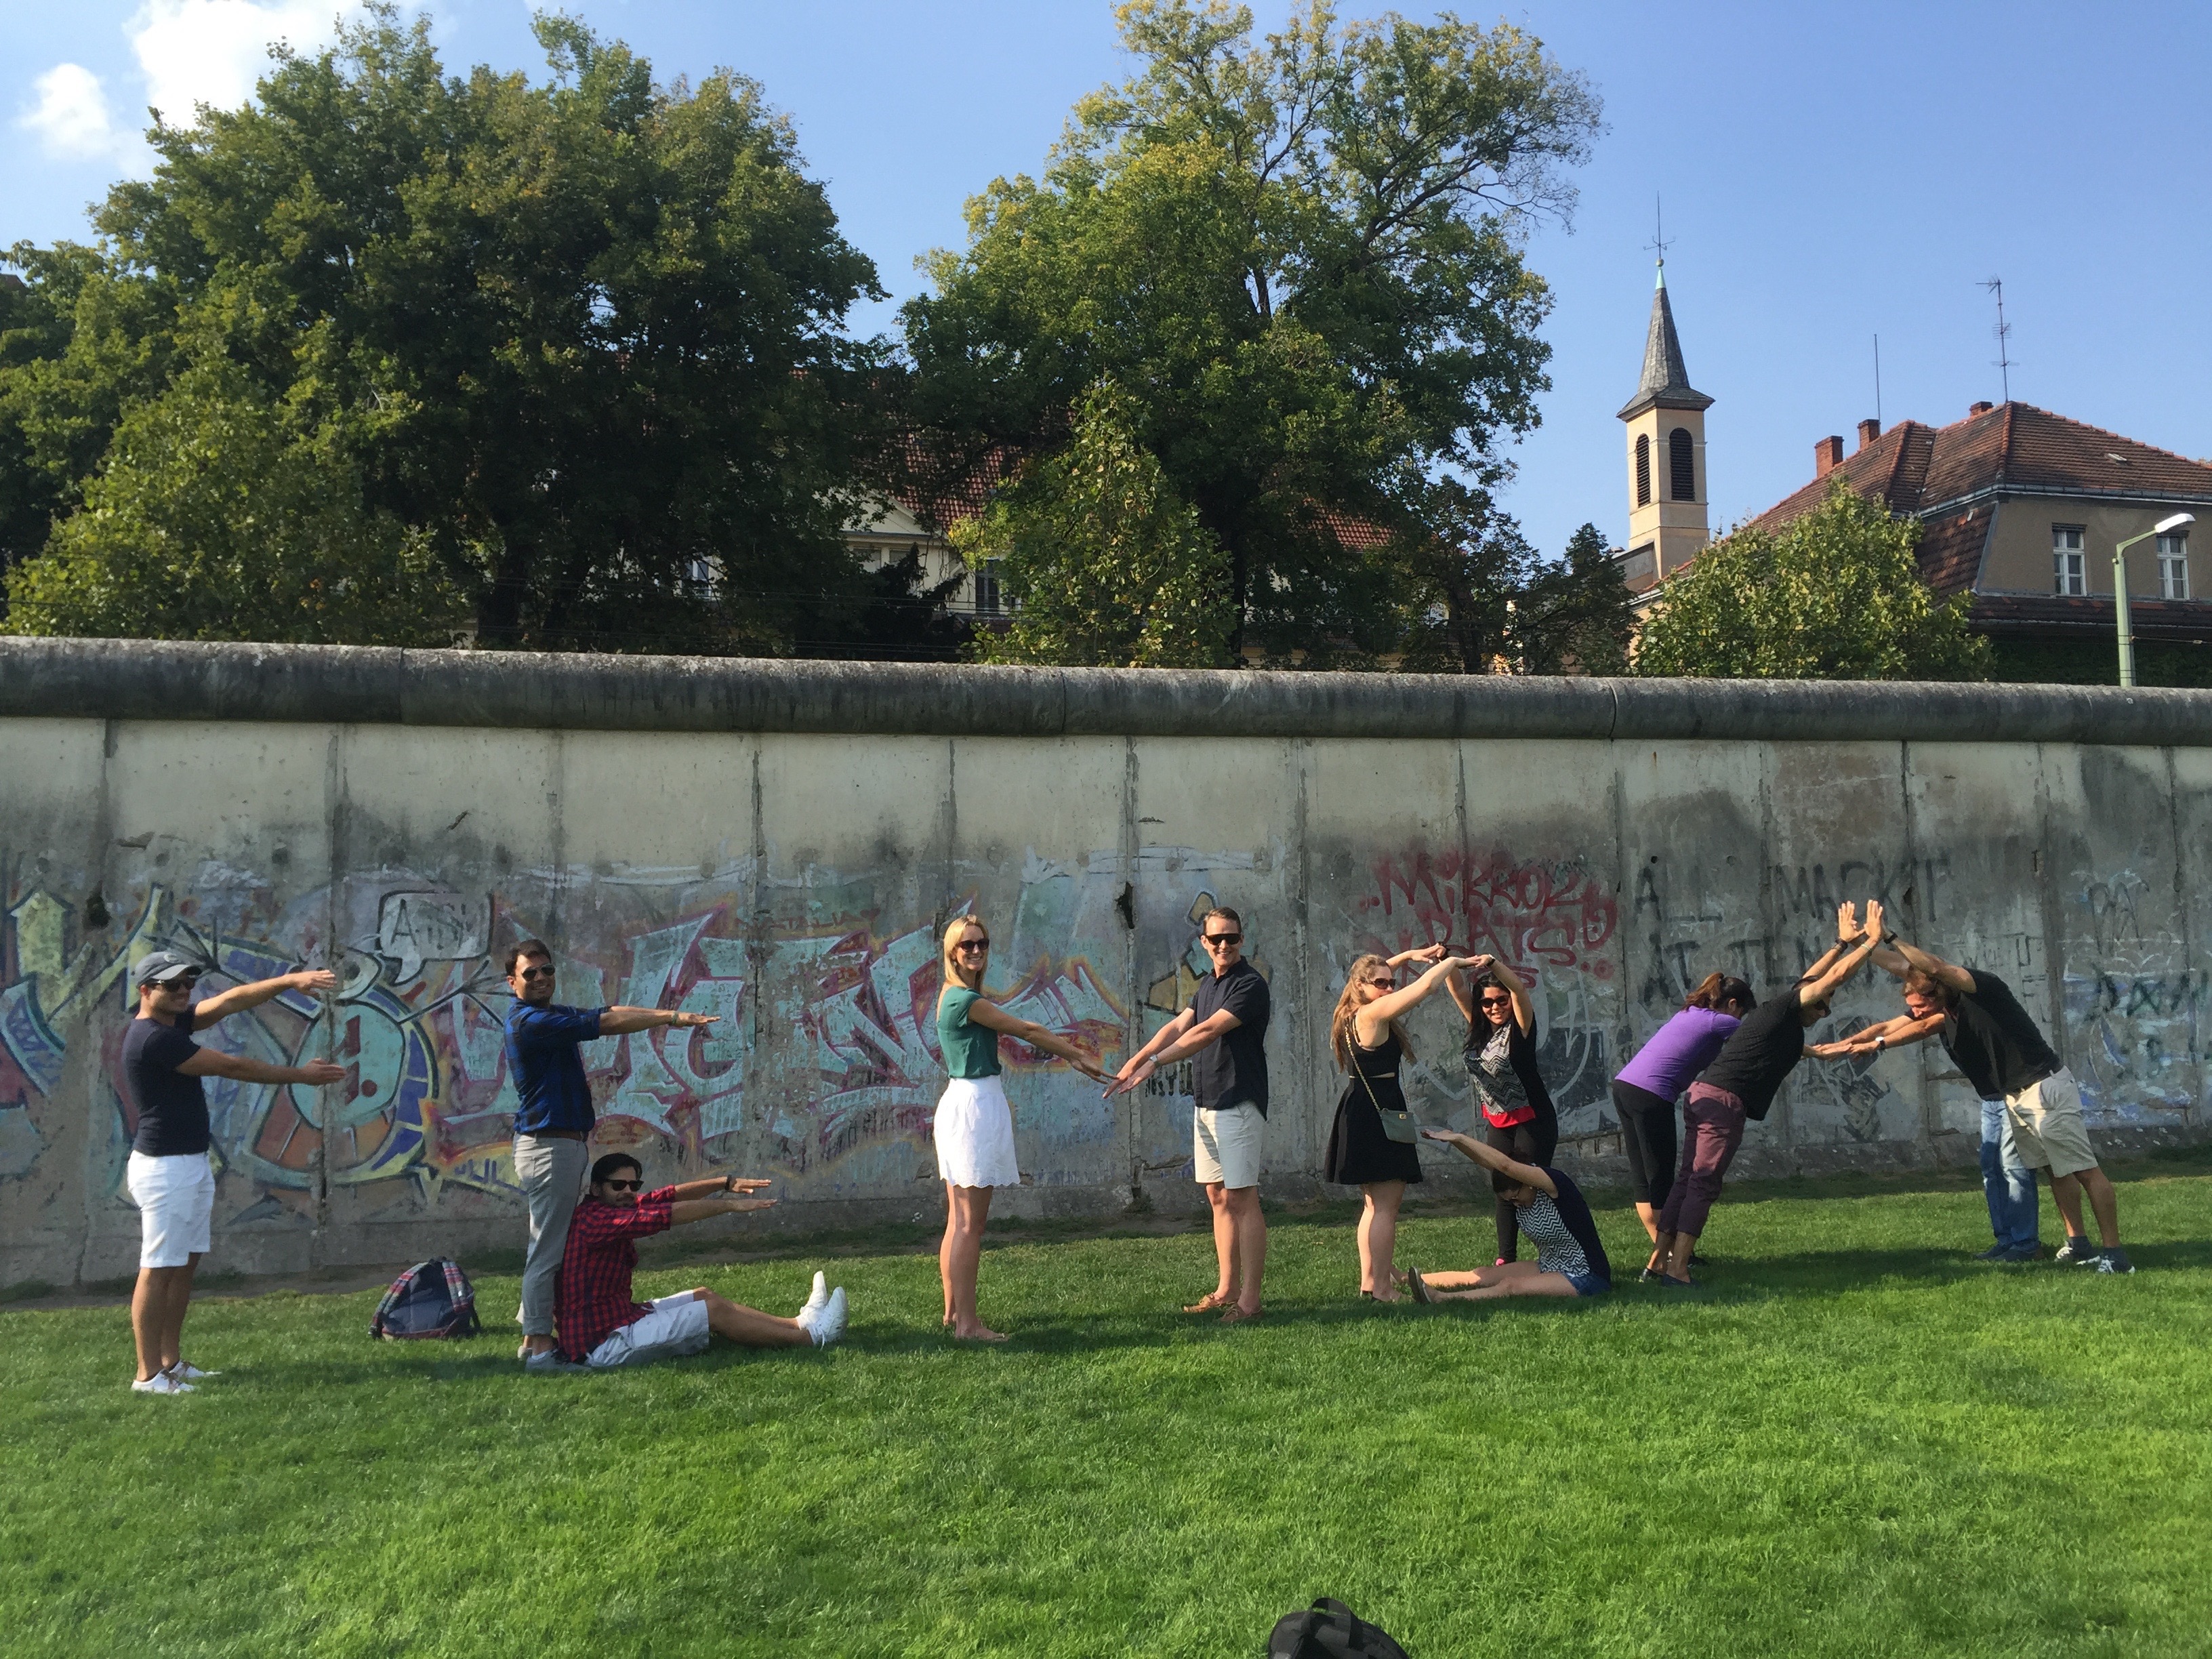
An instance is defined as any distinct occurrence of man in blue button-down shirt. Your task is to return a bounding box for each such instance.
[505,939,718,1369]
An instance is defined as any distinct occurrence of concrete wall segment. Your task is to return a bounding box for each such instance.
[5,640,2212,1286]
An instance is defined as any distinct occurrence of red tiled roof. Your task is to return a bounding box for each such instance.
[1969,593,2212,644]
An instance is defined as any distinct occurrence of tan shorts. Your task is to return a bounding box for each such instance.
[2004,1069,2100,1179]
[1194,1103,1265,1189]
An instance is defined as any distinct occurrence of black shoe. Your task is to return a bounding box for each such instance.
[1687,1252,1709,1267]
[1973,1243,2014,1261]
[2053,1235,2100,1265]
[2095,1247,2135,1275]
[1997,1244,2042,1263]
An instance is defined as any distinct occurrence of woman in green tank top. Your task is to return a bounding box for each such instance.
[933,915,1113,1341]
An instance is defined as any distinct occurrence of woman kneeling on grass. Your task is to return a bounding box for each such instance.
[1322,944,1479,1301]
[935,914,1115,1342]
[1402,1128,1612,1303]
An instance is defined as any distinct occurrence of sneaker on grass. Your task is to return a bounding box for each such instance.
[801,1271,829,1317]
[130,1372,194,1395]
[524,1349,586,1374]
[1973,1243,2016,1262]
[2095,1248,2135,1275]
[2053,1235,2100,1266]
[167,1361,220,1380]
[797,1286,847,1347]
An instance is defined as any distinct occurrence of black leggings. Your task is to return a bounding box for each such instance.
[1611,1079,1678,1210]
[1486,1105,1559,1262]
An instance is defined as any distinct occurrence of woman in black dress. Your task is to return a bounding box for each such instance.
[1324,946,1478,1301]
[1446,954,1558,1265]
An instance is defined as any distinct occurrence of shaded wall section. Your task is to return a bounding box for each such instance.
[3,641,2209,1286]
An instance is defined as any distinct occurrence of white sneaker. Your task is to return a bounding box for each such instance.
[800,1271,829,1317]
[797,1286,847,1348]
[168,1361,219,1380]
[131,1372,194,1395]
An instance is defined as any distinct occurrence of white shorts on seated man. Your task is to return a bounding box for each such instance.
[552,1153,848,1370]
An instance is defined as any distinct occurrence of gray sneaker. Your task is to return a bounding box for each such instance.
[524,1349,586,1374]
[2095,1247,2135,1275]
[2053,1235,2100,1265]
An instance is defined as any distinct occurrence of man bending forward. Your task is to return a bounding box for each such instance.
[554,1153,848,1369]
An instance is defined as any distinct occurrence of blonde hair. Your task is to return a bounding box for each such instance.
[939,914,989,1002]
[1330,954,1415,1071]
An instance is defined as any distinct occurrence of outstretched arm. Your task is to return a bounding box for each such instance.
[1879,936,1976,996]
[1357,955,1479,1038]
[1807,1011,1944,1059]
[192,968,337,1029]
[1455,954,1534,1036]
[1417,1126,1558,1199]
[1103,1008,1240,1098]
[966,997,1113,1082]
[179,1049,346,1087]
[599,1006,719,1037]
[668,1192,777,1226]
[1801,901,1885,1005]
[1387,945,1448,970]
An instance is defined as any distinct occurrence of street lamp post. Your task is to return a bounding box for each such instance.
[2113,512,2197,688]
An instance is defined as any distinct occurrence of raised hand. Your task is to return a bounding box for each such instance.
[298,1059,348,1085]
[1862,899,1886,941]
[291,968,340,996]
[723,1176,774,1194]
[1410,943,1448,964]
[725,1197,777,1214]
[1836,901,1860,943]
[1103,1054,1158,1099]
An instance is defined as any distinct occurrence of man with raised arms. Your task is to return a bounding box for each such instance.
[1811,930,2131,1273]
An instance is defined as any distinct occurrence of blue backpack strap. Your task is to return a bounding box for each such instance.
[369,1264,420,1338]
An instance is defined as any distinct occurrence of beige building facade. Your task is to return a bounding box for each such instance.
[1616,262,1713,593]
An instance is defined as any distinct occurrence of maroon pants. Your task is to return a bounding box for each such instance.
[1656,1086,1747,1238]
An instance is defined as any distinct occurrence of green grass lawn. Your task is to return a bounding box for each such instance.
[6,1155,2211,1658]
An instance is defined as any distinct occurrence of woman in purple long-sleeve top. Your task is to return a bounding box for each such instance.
[1611,972,1755,1277]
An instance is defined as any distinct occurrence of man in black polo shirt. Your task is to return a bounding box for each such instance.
[1814,932,2131,1273]
[121,949,344,1393]
[1107,907,1271,1322]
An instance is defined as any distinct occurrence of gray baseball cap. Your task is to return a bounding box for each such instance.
[134,949,200,985]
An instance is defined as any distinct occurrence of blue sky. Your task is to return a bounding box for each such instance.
[7,1,2209,563]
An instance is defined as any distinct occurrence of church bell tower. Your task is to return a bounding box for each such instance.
[1617,260,1713,592]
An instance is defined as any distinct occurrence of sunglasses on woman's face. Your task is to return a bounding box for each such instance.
[1363,977,1393,989]
[1480,995,1513,1008]
[956,939,991,954]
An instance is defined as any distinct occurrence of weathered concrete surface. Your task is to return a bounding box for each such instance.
[2,638,2207,1287]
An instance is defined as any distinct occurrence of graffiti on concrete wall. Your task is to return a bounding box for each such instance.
[2064,867,2202,1121]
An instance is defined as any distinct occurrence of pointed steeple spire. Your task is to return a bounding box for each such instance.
[1618,261,1713,420]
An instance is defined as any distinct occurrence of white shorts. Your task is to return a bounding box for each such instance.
[935,1075,1021,1189]
[585,1292,712,1370]
[125,1151,216,1269]
[1194,1103,1265,1189]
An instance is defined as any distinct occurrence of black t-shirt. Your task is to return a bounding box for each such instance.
[1940,970,2059,1099]
[1190,958,1271,1115]
[1696,986,1805,1121]
[123,1010,211,1157]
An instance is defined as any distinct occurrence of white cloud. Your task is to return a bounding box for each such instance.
[19,62,127,161]
[127,0,352,125]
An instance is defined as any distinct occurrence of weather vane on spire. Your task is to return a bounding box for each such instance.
[1646,194,1673,267]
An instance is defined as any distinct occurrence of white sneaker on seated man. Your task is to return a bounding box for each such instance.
[549,1152,846,1372]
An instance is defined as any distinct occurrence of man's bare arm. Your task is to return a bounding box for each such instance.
[668,1194,776,1226]
[193,968,337,1029]
[179,1050,346,1087]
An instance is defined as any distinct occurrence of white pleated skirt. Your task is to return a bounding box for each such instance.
[934,1075,1021,1189]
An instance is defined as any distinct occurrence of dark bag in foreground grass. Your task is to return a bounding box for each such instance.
[369,1258,483,1339]
[1267,1598,1410,1658]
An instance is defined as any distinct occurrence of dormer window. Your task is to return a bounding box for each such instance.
[2053,525,2086,596]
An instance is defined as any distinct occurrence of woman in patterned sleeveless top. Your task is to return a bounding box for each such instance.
[1402,1128,1614,1302]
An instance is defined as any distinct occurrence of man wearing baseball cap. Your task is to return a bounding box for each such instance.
[123,948,344,1394]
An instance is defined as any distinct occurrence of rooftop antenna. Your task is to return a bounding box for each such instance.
[1873,333,1882,430]
[1981,276,2013,403]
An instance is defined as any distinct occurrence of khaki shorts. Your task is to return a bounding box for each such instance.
[1193,1103,1265,1189]
[2004,1068,2100,1179]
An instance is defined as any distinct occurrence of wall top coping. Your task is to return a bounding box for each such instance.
[6,636,2212,745]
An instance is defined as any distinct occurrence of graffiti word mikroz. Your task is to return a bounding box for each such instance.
[1360,849,1617,981]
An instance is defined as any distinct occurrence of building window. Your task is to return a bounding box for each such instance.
[1635,434,1651,507]
[973,559,1003,615]
[2052,526,2085,596]
[1669,428,1696,501]
[2158,533,2190,600]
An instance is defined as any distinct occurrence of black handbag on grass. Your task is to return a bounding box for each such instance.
[1267,1597,1411,1658]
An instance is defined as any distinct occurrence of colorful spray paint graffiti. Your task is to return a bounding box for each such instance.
[0,861,1132,1213]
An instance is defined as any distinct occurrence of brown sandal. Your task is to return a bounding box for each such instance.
[1182,1292,1233,1313]
[1218,1304,1263,1325]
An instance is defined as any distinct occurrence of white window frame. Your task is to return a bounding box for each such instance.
[972,559,1004,616]
[2157,532,2190,600]
[2053,525,2086,596]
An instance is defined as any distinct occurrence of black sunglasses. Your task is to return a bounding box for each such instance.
[602,1178,643,1192]
[956,939,991,952]
[1203,933,1242,947]
[518,964,556,981]
[1479,994,1513,1006]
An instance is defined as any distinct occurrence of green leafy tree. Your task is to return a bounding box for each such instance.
[1395,487,1631,674]
[949,378,1234,667]
[5,6,884,650]
[1633,479,1992,681]
[901,0,1599,663]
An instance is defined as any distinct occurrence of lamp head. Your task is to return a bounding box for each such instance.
[2156,512,2196,535]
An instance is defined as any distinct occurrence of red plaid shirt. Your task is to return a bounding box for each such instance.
[555,1187,676,1361]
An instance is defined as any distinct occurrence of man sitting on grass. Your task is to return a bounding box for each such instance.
[552,1153,848,1370]
[1401,1128,1612,1303]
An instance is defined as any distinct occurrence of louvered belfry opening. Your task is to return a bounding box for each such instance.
[1635,433,1652,506]
[1669,427,1695,501]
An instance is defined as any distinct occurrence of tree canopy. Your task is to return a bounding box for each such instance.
[1632,480,1992,681]
[3,6,885,651]
[901,0,1601,664]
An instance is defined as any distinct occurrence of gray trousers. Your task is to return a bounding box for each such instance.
[514,1133,590,1336]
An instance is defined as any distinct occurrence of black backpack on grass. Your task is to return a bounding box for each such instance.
[369,1258,482,1339]
[1267,1599,1410,1658]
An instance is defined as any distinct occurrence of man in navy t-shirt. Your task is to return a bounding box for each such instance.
[503,939,720,1369]
[121,949,343,1394]
[1106,907,1273,1322]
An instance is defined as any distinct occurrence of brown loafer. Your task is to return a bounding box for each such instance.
[1182,1292,1232,1313]
[1218,1304,1263,1325]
